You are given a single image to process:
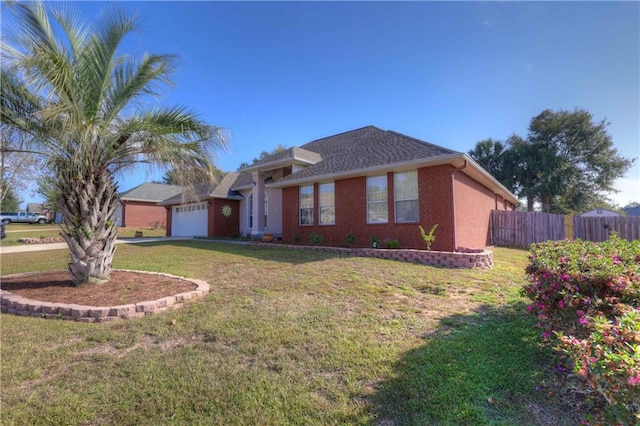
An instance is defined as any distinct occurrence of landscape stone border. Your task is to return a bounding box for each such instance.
[0,270,209,323]
[256,243,494,269]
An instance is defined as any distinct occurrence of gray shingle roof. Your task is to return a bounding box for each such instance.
[159,173,244,206]
[623,206,640,217]
[120,182,183,202]
[227,126,517,204]
[273,126,458,184]
[242,147,322,171]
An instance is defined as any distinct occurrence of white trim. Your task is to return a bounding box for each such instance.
[268,153,462,189]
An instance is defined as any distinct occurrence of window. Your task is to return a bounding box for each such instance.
[394,170,418,222]
[299,185,314,225]
[319,182,335,225]
[367,175,388,223]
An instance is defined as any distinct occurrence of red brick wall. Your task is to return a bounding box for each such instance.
[165,207,172,237]
[281,165,457,251]
[453,171,496,248]
[122,201,167,229]
[209,199,240,238]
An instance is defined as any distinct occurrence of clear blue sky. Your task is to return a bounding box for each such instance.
[9,1,640,207]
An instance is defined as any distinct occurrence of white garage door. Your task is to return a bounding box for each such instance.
[172,202,208,237]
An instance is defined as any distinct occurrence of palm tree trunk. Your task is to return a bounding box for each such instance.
[541,195,551,213]
[58,167,119,286]
[527,195,535,212]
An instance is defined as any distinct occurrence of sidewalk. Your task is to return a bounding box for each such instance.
[0,237,194,254]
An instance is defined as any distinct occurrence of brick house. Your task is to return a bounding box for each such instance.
[159,174,243,237]
[164,126,518,251]
[117,182,182,228]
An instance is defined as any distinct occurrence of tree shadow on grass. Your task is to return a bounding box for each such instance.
[369,302,589,426]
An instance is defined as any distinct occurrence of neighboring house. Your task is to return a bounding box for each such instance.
[26,202,55,221]
[26,203,44,213]
[580,208,620,218]
[164,126,518,251]
[622,205,640,217]
[160,174,243,237]
[117,182,183,228]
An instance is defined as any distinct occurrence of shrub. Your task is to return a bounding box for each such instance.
[418,224,438,251]
[385,239,399,249]
[522,235,640,423]
[293,233,300,244]
[308,233,324,245]
[346,232,356,247]
[557,307,640,423]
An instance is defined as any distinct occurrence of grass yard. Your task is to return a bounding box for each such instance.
[0,225,166,246]
[0,242,587,425]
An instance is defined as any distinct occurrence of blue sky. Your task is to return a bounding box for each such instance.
[8,1,640,207]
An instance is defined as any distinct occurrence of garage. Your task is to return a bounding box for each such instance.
[171,202,208,237]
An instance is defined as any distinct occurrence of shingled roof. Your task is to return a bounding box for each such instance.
[264,126,459,186]
[241,147,322,172]
[159,173,244,205]
[120,182,183,202]
[231,126,517,204]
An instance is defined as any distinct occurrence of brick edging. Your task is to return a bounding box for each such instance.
[0,270,209,323]
[255,243,494,269]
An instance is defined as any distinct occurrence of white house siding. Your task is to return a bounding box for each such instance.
[115,204,123,226]
[238,188,283,237]
[265,188,282,235]
[238,189,251,237]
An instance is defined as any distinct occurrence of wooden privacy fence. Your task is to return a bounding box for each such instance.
[573,215,640,243]
[491,210,640,248]
[491,210,565,249]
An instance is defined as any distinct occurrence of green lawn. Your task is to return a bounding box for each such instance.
[0,242,587,425]
[0,225,166,246]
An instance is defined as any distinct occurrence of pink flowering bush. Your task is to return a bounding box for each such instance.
[522,235,640,423]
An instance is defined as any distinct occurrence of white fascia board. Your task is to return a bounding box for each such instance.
[121,198,166,203]
[266,152,519,205]
[238,157,317,174]
[267,153,464,188]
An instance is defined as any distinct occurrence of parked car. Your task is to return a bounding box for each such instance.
[0,211,51,224]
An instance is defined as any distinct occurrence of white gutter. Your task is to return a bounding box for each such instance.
[267,153,465,188]
[266,152,518,205]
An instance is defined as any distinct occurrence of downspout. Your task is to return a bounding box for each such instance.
[450,159,468,251]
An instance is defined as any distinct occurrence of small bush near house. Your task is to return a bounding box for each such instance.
[370,235,380,248]
[346,232,356,247]
[385,239,399,249]
[419,224,438,251]
[308,233,324,245]
[293,233,300,244]
[522,235,640,424]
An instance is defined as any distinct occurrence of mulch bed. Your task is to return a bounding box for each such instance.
[0,271,196,306]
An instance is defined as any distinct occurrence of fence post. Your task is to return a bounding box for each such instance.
[564,214,574,240]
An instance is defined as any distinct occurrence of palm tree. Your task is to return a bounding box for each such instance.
[1,2,227,285]
[467,138,506,177]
